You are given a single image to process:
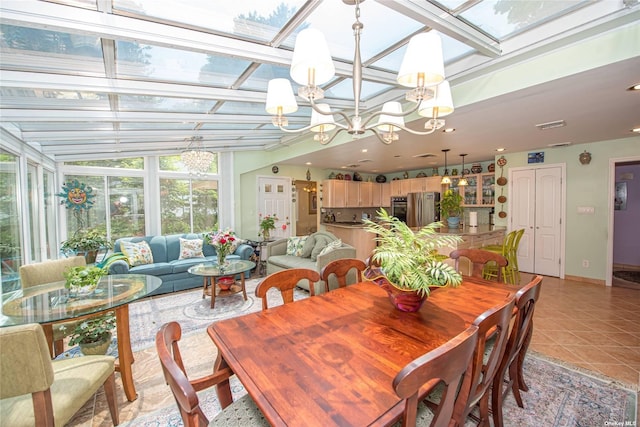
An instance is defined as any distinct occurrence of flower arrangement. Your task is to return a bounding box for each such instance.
[67,312,116,346]
[204,228,236,263]
[259,213,278,238]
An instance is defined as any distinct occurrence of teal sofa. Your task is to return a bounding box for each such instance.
[107,233,254,296]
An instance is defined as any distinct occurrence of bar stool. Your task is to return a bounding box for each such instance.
[483,230,517,284]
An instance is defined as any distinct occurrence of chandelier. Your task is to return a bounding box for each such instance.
[265,0,454,146]
[181,136,214,175]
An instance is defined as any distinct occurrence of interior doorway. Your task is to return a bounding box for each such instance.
[607,156,640,287]
[294,180,318,236]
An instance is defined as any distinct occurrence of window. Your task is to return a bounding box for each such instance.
[160,178,218,234]
[0,149,22,293]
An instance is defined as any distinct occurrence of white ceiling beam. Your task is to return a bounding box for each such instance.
[25,129,285,141]
[42,139,275,155]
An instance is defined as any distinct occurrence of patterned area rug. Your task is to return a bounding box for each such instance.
[116,280,637,427]
[123,353,637,427]
[614,270,640,284]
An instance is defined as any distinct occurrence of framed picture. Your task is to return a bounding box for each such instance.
[309,193,317,214]
[615,182,627,210]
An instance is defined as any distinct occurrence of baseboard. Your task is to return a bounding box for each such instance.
[564,274,606,286]
[613,263,640,271]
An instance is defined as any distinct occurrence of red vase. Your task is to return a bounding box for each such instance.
[363,267,428,312]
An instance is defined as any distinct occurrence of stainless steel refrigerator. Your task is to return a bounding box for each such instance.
[406,192,440,228]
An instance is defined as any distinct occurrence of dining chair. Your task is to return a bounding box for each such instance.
[483,230,518,284]
[19,256,88,356]
[449,249,508,282]
[426,297,515,426]
[0,323,119,427]
[508,229,525,284]
[320,258,366,292]
[255,268,321,310]
[491,275,543,427]
[393,325,479,427]
[155,321,269,427]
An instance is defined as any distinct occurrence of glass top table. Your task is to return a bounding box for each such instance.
[188,260,255,309]
[0,274,162,402]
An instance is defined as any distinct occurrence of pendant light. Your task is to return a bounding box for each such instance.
[458,154,468,186]
[441,149,451,185]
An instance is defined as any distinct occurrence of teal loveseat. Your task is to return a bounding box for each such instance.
[107,233,254,296]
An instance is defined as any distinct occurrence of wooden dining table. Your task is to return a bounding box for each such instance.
[207,276,516,427]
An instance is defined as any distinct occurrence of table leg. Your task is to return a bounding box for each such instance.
[240,272,247,301]
[202,276,207,299]
[42,324,55,358]
[213,352,232,409]
[210,277,216,309]
[115,305,137,401]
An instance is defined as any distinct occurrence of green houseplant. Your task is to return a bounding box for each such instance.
[67,312,116,355]
[61,227,112,263]
[63,265,106,295]
[363,209,463,311]
[258,214,278,240]
[439,189,464,228]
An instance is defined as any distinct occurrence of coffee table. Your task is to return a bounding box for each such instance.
[188,260,255,308]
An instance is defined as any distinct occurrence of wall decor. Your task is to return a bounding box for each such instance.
[615,182,627,210]
[309,194,318,214]
[528,152,545,163]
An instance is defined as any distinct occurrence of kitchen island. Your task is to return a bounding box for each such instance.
[324,222,375,260]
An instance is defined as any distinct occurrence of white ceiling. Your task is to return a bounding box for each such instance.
[1,0,639,172]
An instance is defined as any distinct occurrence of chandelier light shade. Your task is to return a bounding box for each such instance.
[441,149,452,185]
[458,153,468,186]
[265,0,454,146]
[181,136,214,175]
[397,32,445,88]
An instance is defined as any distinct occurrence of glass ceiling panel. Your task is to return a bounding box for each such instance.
[1,88,110,109]
[119,123,198,131]
[112,0,306,44]
[216,102,312,118]
[116,41,251,86]
[118,95,213,113]
[199,123,263,131]
[324,79,393,101]
[0,24,104,75]
[240,63,291,92]
[456,0,589,40]
[17,122,114,131]
[281,1,424,63]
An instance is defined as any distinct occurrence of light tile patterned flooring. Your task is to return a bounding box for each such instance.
[69,272,640,426]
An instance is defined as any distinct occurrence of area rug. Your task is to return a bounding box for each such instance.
[613,270,640,284]
[122,353,637,427]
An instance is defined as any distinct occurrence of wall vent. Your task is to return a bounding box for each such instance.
[412,153,436,158]
[536,120,566,130]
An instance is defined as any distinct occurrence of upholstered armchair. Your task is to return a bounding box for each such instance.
[0,323,119,426]
[18,256,87,356]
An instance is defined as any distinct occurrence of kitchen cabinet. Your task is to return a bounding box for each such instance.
[345,181,373,207]
[372,183,390,207]
[390,177,441,197]
[323,180,346,207]
[390,179,411,197]
[325,224,376,260]
[449,173,494,207]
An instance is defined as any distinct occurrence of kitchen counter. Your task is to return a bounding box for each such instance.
[432,225,506,236]
[321,222,367,228]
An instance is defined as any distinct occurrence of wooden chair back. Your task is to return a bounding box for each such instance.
[393,325,479,427]
[449,249,508,281]
[491,275,543,427]
[320,258,366,292]
[458,297,516,425]
[156,322,233,427]
[255,268,321,310]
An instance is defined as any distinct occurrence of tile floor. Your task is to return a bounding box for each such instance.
[68,272,640,426]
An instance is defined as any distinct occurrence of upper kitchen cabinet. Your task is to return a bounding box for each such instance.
[323,180,347,208]
[449,173,495,207]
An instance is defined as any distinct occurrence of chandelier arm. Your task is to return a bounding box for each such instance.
[360,100,421,129]
[308,97,353,127]
[277,122,349,134]
[366,121,439,136]
[370,128,394,145]
[318,128,348,146]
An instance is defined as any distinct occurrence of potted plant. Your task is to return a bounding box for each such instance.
[439,189,464,228]
[258,214,278,240]
[63,265,107,296]
[67,312,116,356]
[204,228,237,266]
[61,227,112,263]
[363,208,463,312]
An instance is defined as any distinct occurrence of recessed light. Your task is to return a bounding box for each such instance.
[305,162,312,165]
[496,148,506,152]
[443,128,455,133]
[628,84,640,91]
[361,149,368,153]
[632,127,640,133]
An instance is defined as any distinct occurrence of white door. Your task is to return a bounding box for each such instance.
[257,176,292,239]
[510,166,563,277]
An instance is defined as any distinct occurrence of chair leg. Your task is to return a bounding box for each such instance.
[517,325,534,392]
[509,360,525,408]
[32,389,55,427]
[103,372,120,425]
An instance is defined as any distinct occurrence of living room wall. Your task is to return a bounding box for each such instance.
[496,136,640,283]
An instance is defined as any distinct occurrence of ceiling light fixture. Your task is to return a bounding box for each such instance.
[181,136,214,175]
[441,149,451,185]
[265,0,454,146]
[458,154,468,186]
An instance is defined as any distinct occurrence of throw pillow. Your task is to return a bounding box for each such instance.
[178,238,204,260]
[120,240,154,266]
[300,235,316,258]
[319,239,342,257]
[228,237,244,255]
[310,235,333,261]
[286,236,308,256]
